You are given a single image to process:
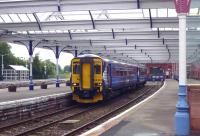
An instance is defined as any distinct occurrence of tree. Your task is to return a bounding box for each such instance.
[32,55,56,79]
[64,65,71,72]
[0,42,26,79]
[0,42,57,80]
[44,59,56,76]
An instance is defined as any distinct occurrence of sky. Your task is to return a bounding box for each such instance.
[9,43,74,68]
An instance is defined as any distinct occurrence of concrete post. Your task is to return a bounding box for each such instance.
[29,40,34,90]
[175,14,190,135]
[55,46,60,87]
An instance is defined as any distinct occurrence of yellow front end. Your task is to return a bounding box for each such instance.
[71,57,103,103]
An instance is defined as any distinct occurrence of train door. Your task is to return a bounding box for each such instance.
[80,58,94,90]
[82,63,91,89]
[107,64,112,88]
[71,59,80,91]
[93,58,103,87]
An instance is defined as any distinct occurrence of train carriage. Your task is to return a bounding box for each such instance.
[70,54,147,103]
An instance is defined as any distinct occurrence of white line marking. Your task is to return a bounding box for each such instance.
[81,81,167,136]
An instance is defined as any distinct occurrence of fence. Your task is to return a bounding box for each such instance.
[3,69,29,81]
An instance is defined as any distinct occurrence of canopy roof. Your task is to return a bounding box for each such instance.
[9,65,29,71]
[0,0,200,64]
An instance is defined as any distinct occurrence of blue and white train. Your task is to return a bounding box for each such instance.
[70,54,147,103]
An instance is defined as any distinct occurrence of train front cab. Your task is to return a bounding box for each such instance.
[71,57,103,103]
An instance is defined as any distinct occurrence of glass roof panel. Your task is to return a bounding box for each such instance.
[0,0,32,2]
[168,9,177,17]
[150,9,157,17]
[38,11,91,22]
[0,16,4,23]
[29,31,35,34]
[158,9,167,17]
[164,28,173,31]
[41,30,49,33]
[143,9,150,18]
[18,14,30,22]
[189,8,199,16]
[27,14,36,22]
[1,14,12,23]
[96,9,144,19]
[9,14,21,22]
[49,30,56,33]
[55,30,63,33]
[35,31,42,34]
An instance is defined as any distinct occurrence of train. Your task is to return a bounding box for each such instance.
[148,67,165,81]
[70,54,147,103]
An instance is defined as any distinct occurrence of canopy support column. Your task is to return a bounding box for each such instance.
[55,46,60,88]
[28,40,34,90]
[75,50,78,57]
[175,14,189,135]
[43,45,71,87]
[174,0,191,134]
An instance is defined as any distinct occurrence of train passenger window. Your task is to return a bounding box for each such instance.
[124,71,127,76]
[73,65,80,74]
[94,65,101,74]
[120,71,123,76]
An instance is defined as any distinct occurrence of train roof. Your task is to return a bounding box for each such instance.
[77,54,101,58]
[75,54,140,67]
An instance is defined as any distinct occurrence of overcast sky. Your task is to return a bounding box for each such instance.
[9,43,74,68]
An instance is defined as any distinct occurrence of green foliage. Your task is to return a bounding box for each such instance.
[0,42,26,76]
[0,42,57,79]
[32,55,56,79]
[64,65,71,72]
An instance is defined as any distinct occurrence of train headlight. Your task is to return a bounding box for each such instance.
[95,83,102,86]
[72,83,78,86]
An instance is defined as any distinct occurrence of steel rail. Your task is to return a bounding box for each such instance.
[63,86,156,136]
[12,106,97,136]
[0,104,78,131]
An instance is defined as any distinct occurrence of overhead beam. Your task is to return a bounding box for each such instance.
[88,10,95,29]
[0,0,177,14]
[1,31,182,41]
[0,17,182,31]
[1,17,200,31]
[33,13,42,31]
[137,0,140,9]
[149,9,153,28]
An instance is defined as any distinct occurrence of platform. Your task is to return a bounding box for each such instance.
[0,79,66,89]
[102,79,177,136]
[82,79,178,136]
[188,79,200,84]
[0,83,71,102]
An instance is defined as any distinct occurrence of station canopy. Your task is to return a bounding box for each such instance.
[0,0,200,65]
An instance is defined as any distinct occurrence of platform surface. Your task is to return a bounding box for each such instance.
[102,79,178,136]
[0,83,71,102]
[188,79,200,84]
[0,79,66,89]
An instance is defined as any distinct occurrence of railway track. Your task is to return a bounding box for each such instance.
[0,84,162,136]
[0,93,72,124]
[0,104,95,136]
[63,86,155,136]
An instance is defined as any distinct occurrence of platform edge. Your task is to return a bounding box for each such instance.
[80,81,167,136]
